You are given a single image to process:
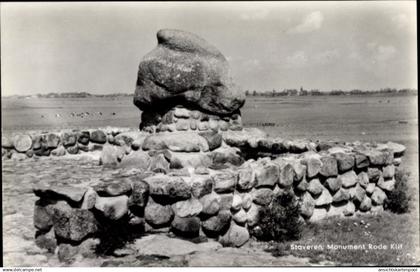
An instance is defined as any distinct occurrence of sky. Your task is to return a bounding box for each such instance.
[1,1,417,96]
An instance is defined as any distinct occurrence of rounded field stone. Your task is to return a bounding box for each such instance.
[325,177,342,193]
[232,209,247,225]
[66,145,79,155]
[172,198,203,217]
[333,152,355,173]
[300,192,315,218]
[77,131,90,145]
[199,192,221,216]
[245,204,260,227]
[307,178,323,196]
[315,188,333,207]
[213,172,237,193]
[201,210,231,235]
[2,136,14,149]
[90,130,107,144]
[128,180,150,210]
[219,222,249,247]
[191,176,213,198]
[93,179,132,196]
[171,216,200,237]
[198,131,223,151]
[95,195,129,220]
[338,170,358,188]
[332,188,350,203]
[252,188,273,206]
[13,134,32,152]
[61,132,77,147]
[144,200,174,227]
[46,133,61,149]
[319,156,338,177]
[52,201,98,242]
[358,172,369,188]
[255,163,279,188]
[145,175,191,201]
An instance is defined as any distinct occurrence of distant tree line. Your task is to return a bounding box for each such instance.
[245,88,417,97]
[7,92,135,99]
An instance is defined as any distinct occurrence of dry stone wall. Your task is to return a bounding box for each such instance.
[25,127,407,256]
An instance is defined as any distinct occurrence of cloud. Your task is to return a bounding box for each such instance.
[288,11,324,34]
[240,9,269,21]
[286,51,308,67]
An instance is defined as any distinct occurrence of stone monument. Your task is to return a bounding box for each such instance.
[133,29,245,133]
[27,29,407,261]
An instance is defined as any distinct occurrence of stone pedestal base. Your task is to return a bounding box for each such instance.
[140,106,243,133]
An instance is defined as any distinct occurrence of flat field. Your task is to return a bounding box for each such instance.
[2,94,418,169]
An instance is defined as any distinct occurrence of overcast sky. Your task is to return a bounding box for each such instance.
[1,1,417,96]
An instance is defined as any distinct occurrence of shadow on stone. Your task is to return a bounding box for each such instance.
[93,211,144,255]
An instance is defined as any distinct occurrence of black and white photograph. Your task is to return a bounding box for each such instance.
[1,1,418,268]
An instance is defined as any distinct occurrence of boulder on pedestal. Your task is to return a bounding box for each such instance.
[134,29,245,119]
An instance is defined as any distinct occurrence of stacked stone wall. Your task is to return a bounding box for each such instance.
[29,128,406,254]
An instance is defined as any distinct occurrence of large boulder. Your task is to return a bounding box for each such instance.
[133,29,245,116]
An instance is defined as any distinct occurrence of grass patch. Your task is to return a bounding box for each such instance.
[266,212,419,266]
